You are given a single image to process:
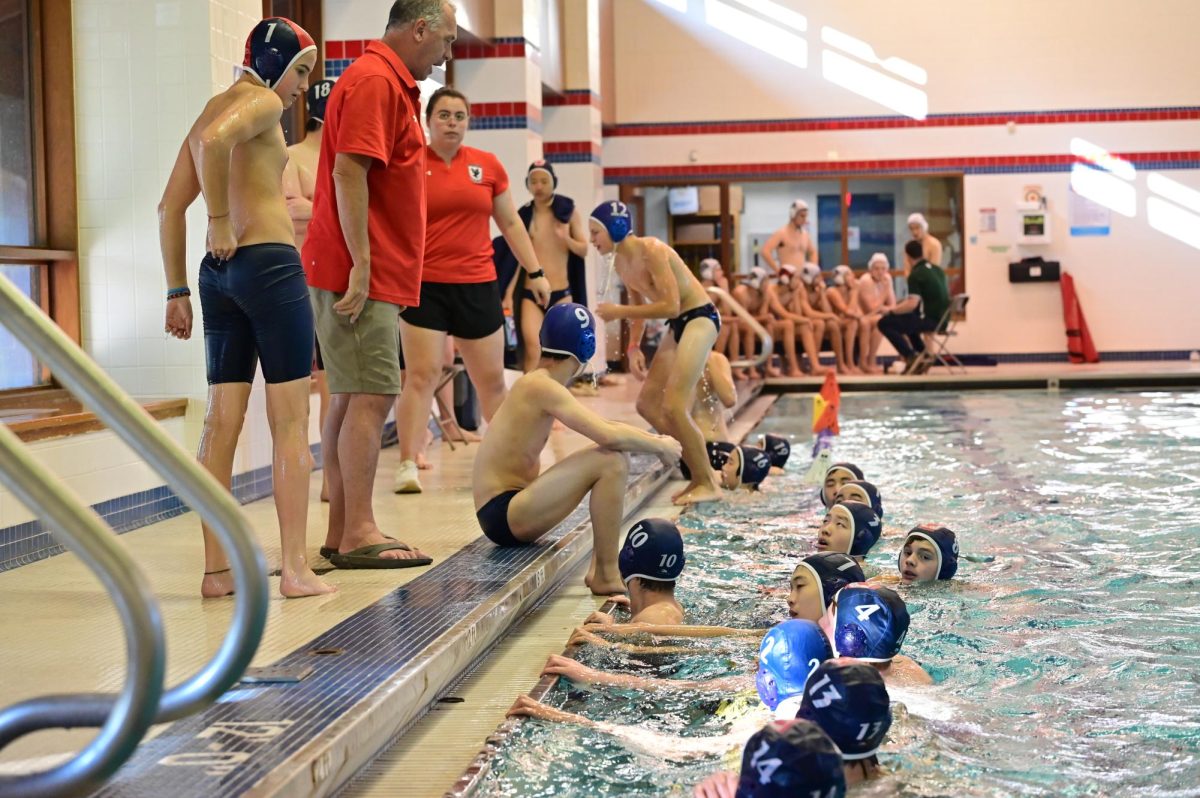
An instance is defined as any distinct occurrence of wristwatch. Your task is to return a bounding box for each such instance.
[528,269,545,279]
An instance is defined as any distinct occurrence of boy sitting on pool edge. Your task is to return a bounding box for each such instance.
[472,304,680,595]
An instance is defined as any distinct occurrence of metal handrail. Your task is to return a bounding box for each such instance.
[0,424,166,798]
[705,286,774,369]
[0,277,270,791]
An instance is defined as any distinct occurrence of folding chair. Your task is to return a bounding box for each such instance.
[912,294,968,375]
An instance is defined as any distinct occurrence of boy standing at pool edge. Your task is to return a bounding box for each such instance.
[590,201,724,505]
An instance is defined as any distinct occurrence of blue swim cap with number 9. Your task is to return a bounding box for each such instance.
[591,200,632,243]
[540,303,596,368]
[619,518,685,584]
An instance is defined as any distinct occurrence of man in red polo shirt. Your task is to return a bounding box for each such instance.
[303,0,457,569]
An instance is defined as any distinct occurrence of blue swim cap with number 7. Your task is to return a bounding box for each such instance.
[619,518,685,584]
[540,303,596,366]
[591,200,632,243]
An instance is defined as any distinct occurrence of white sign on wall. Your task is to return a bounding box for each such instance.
[1069,187,1111,236]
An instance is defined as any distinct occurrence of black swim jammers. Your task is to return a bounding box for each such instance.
[476,490,524,547]
[668,302,721,344]
[198,243,314,385]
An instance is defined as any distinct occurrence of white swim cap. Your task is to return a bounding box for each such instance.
[698,258,720,282]
[868,252,889,269]
[789,199,809,218]
[744,266,768,290]
[778,263,797,285]
[800,263,822,286]
[832,264,853,286]
[907,213,928,232]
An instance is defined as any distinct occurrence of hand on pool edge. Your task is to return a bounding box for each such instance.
[693,771,738,798]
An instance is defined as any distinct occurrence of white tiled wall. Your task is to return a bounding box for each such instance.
[46,0,324,522]
[0,419,187,529]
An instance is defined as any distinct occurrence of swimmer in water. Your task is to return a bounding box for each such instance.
[693,720,847,798]
[718,445,774,491]
[795,659,892,787]
[583,517,687,628]
[819,583,932,686]
[472,304,681,595]
[896,524,959,584]
[832,479,883,520]
[566,551,862,653]
[816,501,882,562]
[820,462,865,507]
[759,433,791,475]
[522,621,833,754]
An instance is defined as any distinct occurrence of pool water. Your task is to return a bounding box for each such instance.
[479,391,1200,796]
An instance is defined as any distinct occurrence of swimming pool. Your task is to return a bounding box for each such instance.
[478,390,1200,796]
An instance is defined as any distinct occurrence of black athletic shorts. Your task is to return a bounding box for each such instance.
[400,280,504,340]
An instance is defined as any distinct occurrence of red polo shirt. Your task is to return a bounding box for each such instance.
[302,41,426,307]
[422,145,509,283]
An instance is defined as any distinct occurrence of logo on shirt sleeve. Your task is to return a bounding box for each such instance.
[468,164,483,183]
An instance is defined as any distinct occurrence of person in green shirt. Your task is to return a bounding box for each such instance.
[879,239,950,374]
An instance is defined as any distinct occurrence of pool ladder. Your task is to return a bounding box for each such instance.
[0,275,269,798]
[704,286,774,370]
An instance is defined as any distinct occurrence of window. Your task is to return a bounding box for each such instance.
[0,0,79,393]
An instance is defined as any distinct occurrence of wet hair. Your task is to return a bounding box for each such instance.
[425,86,470,123]
[635,577,675,593]
[387,0,450,31]
[904,239,923,260]
[305,117,322,133]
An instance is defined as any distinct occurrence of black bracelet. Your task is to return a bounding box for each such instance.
[528,269,545,279]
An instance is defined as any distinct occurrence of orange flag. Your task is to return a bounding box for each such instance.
[812,372,840,435]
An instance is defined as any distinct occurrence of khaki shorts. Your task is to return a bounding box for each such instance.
[309,287,402,395]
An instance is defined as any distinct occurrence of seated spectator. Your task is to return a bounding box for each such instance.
[796,264,852,374]
[878,240,950,375]
[762,264,825,377]
[699,258,745,378]
[856,253,896,374]
[825,265,864,374]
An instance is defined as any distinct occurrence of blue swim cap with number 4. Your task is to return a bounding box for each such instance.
[619,518,685,584]
[832,585,910,663]
[540,303,596,367]
[591,200,632,243]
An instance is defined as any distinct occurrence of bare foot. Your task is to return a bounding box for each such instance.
[811,365,832,376]
[415,451,433,471]
[862,364,882,375]
[764,364,783,378]
[588,578,626,596]
[201,569,235,598]
[732,368,747,380]
[673,482,724,505]
[280,566,338,598]
[842,364,862,375]
[785,366,804,377]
